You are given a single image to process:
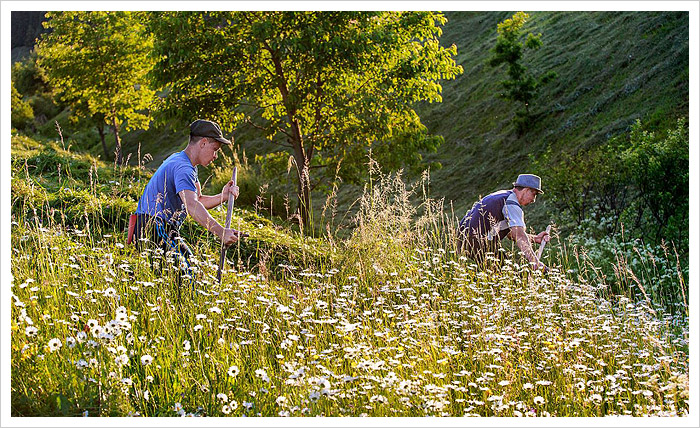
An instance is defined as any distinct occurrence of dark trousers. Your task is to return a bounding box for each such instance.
[134,214,195,289]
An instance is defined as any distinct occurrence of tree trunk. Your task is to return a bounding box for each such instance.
[266,44,313,229]
[291,128,312,229]
[97,122,109,160]
[110,115,122,165]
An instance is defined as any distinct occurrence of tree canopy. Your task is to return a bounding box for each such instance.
[37,11,155,162]
[149,11,462,226]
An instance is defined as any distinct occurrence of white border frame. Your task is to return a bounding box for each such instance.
[2,2,698,427]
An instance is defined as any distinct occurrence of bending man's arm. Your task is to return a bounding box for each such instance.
[196,180,239,210]
[179,189,241,246]
[509,226,545,270]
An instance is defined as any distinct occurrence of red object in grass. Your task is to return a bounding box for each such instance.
[126,214,137,245]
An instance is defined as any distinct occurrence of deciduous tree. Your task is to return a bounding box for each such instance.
[489,12,556,134]
[149,11,462,227]
[37,11,155,163]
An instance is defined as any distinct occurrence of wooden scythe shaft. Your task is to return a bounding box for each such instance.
[217,167,237,284]
[536,225,552,261]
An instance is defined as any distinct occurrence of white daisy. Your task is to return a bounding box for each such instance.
[47,338,62,352]
[115,354,129,366]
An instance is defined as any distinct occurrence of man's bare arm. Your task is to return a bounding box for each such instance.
[196,180,239,210]
[179,189,225,238]
[509,226,542,269]
[180,189,245,246]
[198,194,225,210]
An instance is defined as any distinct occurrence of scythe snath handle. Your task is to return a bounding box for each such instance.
[536,224,552,261]
[217,167,237,284]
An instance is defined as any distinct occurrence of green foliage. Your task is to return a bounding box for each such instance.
[257,151,293,182]
[250,151,297,214]
[36,12,156,162]
[489,12,557,133]
[148,11,463,226]
[534,118,688,256]
[11,51,64,132]
[533,142,630,231]
[29,93,62,124]
[622,118,689,246]
[369,115,444,175]
[11,81,34,130]
[11,50,50,97]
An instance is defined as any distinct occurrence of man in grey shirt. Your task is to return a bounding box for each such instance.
[458,174,550,271]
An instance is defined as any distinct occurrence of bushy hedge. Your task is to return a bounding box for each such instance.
[533,118,688,311]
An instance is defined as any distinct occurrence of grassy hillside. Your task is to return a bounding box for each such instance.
[13,11,687,233]
[418,11,688,219]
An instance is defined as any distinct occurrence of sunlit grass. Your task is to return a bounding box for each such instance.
[10,221,689,417]
[10,135,689,417]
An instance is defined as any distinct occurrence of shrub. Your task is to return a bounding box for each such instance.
[552,214,688,314]
[11,82,34,130]
[534,117,688,253]
[11,51,50,97]
[622,118,688,247]
[29,92,62,125]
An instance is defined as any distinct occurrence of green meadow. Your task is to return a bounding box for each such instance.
[10,134,688,417]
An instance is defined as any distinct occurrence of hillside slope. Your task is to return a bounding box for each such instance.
[419,11,688,217]
[12,11,689,230]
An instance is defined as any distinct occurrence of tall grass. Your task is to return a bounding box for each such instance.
[542,219,690,318]
[10,135,689,417]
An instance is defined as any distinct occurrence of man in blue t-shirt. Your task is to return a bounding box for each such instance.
[134,119,246,285]
[458,174,550,271]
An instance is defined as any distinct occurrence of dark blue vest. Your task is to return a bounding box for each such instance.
[459,190,521,240]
